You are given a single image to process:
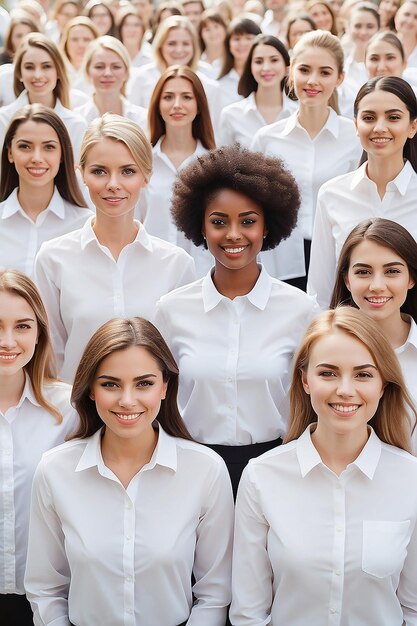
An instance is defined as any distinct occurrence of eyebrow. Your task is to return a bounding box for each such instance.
[16,139,59,144]
[298,64,334,70]
[162,90,194,95]
[316,363,378,370]
[352,261,405,268]
[208,210,260,217]
[360,108,405,114]
[16,317,36,322]
[97,374,158,381]
[88,163,137,168]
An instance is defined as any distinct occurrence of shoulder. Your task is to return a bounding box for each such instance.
[318,169,356,197]
[380,441,417,470]
[243,440,298,482]
[174,436,230,478]
[147,234,193,261]
[157,277,204,307]
[38,437,88,474]
[269,277,319,311]
[37,226,85,256]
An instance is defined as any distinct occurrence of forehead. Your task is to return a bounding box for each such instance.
[252,43,283,57]
[293,45,338,67]
[69,25,95,38]
[12,120,60,141]
[84,137,135,164]
[205,188,264,215]
[348,238,406,264]
[96,345,162,375]
[308,330,376,366]
[91,47,123,62]
[161,76,194,92]
[357,89,407,111]
[0,290,36,318]
[22,46,53,62]
[165,28,193,42]
[367,40,400,55]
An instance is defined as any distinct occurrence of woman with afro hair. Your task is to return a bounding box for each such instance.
[155,143,319,496]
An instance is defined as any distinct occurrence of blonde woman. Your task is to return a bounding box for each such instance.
[60,16,99,92]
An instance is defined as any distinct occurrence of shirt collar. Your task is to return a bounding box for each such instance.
[351,160,414,195]
[75,423,177,473]
[281,107,339,138]
[201,264,272,312]
[297,424,381,479]
[397,315,417,353]
[1,187,65,219]
[79,216,153,251]
[18,374,41,409]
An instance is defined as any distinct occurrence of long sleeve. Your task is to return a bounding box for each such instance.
[398,515,417,625]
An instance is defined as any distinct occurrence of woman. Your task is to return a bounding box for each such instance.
[378,0,400,30]
[231,306,417,625]
[60,16,99,92]
[0,269,78,626]
[331,219,417,449]
[35,114,195,382]
[84,0,116,37]
[199,9,227,73]
[395,0,417,68]
[308,76,417,308]
[117,6,153,67]
[251,30,361,288]
[45,0,82,43]
[0,13,38,66]
[306,0,338,35]
[286,14,316,52]
[0,105,90,278]
[343,3,380,93]
[217,16,261,106]
[139,66,215,275]
[219,34,295,147]
[75,36,147,127]
[25,316,234,626]
[0,33,88,162]
[155,143,318,496]
[149,0,184,43]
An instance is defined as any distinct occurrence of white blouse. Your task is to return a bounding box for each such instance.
[396,316,417,453]
[231,425,417,626]
[34,217,196,382]
[154,266,318,445]
[217,68,242,106]
[0,377,78,595]
[0,187,92,278]
[308,160,417,309]
[25,425,234,626]
[74,97,148,131]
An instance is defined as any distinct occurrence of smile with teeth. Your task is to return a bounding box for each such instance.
[330,403,360,413]
[370,137,391,143]
[0,353,19,360]
[113,412,143,421]
[222,246,248,254]
[365,296,391,303]
[28,167,48,174]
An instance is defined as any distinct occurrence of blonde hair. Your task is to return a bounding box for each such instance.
[153,15,200,70]
[79,113,153,182]
[60,16,100,64]
[83,35,131,96]
[286,307,416,452]
[289,29,344,114]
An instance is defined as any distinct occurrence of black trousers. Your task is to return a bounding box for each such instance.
[0,593,34,626]
[284,238,312,293]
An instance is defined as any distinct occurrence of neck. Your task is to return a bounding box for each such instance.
[255,84,283,107]
[204,42,223,62]
[311,422,369,475]
[352,44,366,63]
[272,6,285,21]
[27,91,55,108]
[297,103,330,139]
[93,91,123,116]
[212,260,260,298]
[0,370,26,413]
[366,154,405,198]
[234,59,246,75]
[374,312,411,349]
[18,180,55,219]
[92,212,138,260]
[161,127,197,169]
[123,40,140,58]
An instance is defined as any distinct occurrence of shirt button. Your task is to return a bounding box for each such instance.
[7,547,15,554]
[126,534,132,540]
[126,575,133,582]
[125,501,132,509]
[227,377,232,382]
[336,526,343,532]
[335,570,341,576]
[330,608,338,614]
[126,608,133,615]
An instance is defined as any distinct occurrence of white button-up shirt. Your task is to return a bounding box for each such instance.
[396,316,417,453]
[231,425,417,626]
[308,160,417,309]
[0,91,88,162]
[155,266,318,445]
[74,97,148,131]
[0,377,78,595]
[34,218,196,382]
[25,425,234,626]
[0,187,92,278]
[218,91,296,148]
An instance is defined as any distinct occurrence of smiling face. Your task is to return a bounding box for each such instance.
[229,31,257,64]
[250,43,288,89]
[308,3,333,31]
[82,137,147,218]
[88,47,127,94]
[201,20,227,47]
[19,46,58,104]
[379,0,401,24]
[66,25,96,66]
[345,239,414,325]
[395,1,417,36]
[0,290,38,381]
[287,19,314,50]
[90,345,167,444]
[291,45,343,107]
[354,89,417,162]
[8,120,61,193]
[203,189,267,274]
[348,10,379,48]
[161,27,194,67]
[365,39,405,78]
[159,76,198,129]
[302,329,385,439]
[89,4,113,35]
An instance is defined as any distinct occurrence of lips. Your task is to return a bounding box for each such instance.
[0,353,20,361]
[222,245,248,254]
[329,403,361,414]
[112,411,143,424]
[27,167,48,176]
[370,137,391,143]
[304,89,320,96]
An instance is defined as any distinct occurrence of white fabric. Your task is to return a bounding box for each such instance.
[137,137,214,277]
[25,425,234,626]
[66,64,94,95]
[0,377,78,594]
[74,97,148,131]
[231,425,417,626]
[0,187,92,278]
[34,217,196,382]
[0,91,88,162]
[217,68,242,107]
[396,316,417,453]
[308,160,417,309]
[407,44,417,69]
[130,41,153,68]
[155,266,318,445]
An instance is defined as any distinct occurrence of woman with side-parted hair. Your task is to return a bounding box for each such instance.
[74,36,148,127]
[155,143,318,497]
[199,9,228,73]
[35,114,195,382]
[219,34,296,147]
[84,0,116,37]
[138,65,215,275]
[378,0,401,31]
[60,16,100,92]
[231,306,417,625]
[0,104,90,277]
[364,31,417,92]
[45,0,83,43]
[0,33,88,162]
[395,0,417,68]
[0,13,38,65]
[252,30,361,288]
[330,218,417,450]
[117,6,153,67]
[0,269,78,626]
[25,316,234,626]
[308,76,417,308]
[306,0,338,35]
[286,14,316,52]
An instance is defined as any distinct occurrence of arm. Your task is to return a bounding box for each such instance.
[218,107,236,147]
[398,516,417,625]
[187,459,234,626]
[25,462,71,626]
[173,252,196,289]
[230,465,273,626]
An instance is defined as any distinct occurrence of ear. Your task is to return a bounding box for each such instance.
[336,71,345,89]
[409,118,417,139]
[353,116,359,136]
[89,391,95,401]
[161,381,168,401]
[408,276,415,290]
[344,273,351,293]
[7,145,13,163]
[301,369,310,395]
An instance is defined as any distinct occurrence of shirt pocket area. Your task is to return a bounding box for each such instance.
[362,520,411,579]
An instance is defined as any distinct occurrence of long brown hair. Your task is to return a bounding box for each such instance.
[70,317,193,440]
[286,307,416,452]
[0,104,86,207]
[148,65,215,148]
[0,270,62,422]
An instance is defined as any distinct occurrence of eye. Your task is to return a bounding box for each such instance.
[386,267,401,274]
[91,168,106,175]
[360,114,374,122]
[388,114,401,121]
[353,268,371,275]
[242,218,256,225]
[122,167,136,175]
[44,144,57,151]
[318,370,337,377]
[137,380,154,387]
[16,323,32,330]
[210,218,225,226]
[355,371,373,378]
[100,381,118,388]
[17,143,30,150]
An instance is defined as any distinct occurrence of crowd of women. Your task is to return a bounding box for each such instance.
[1,0,417,624]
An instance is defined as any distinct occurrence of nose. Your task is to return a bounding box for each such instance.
[0,329,17,350]
[103,64,112,75]
[336,375,355,398]
[373,115,388,133]
[118,387,137,408]
[226,222,242,241]
[31,146,43,162]
[173,94,182,108]
[307,71,319,84]
[369,272,386,291]
[106,172,121,190]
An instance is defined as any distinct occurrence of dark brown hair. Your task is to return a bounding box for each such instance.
[238,34,290,97]
[218,16,261,79]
